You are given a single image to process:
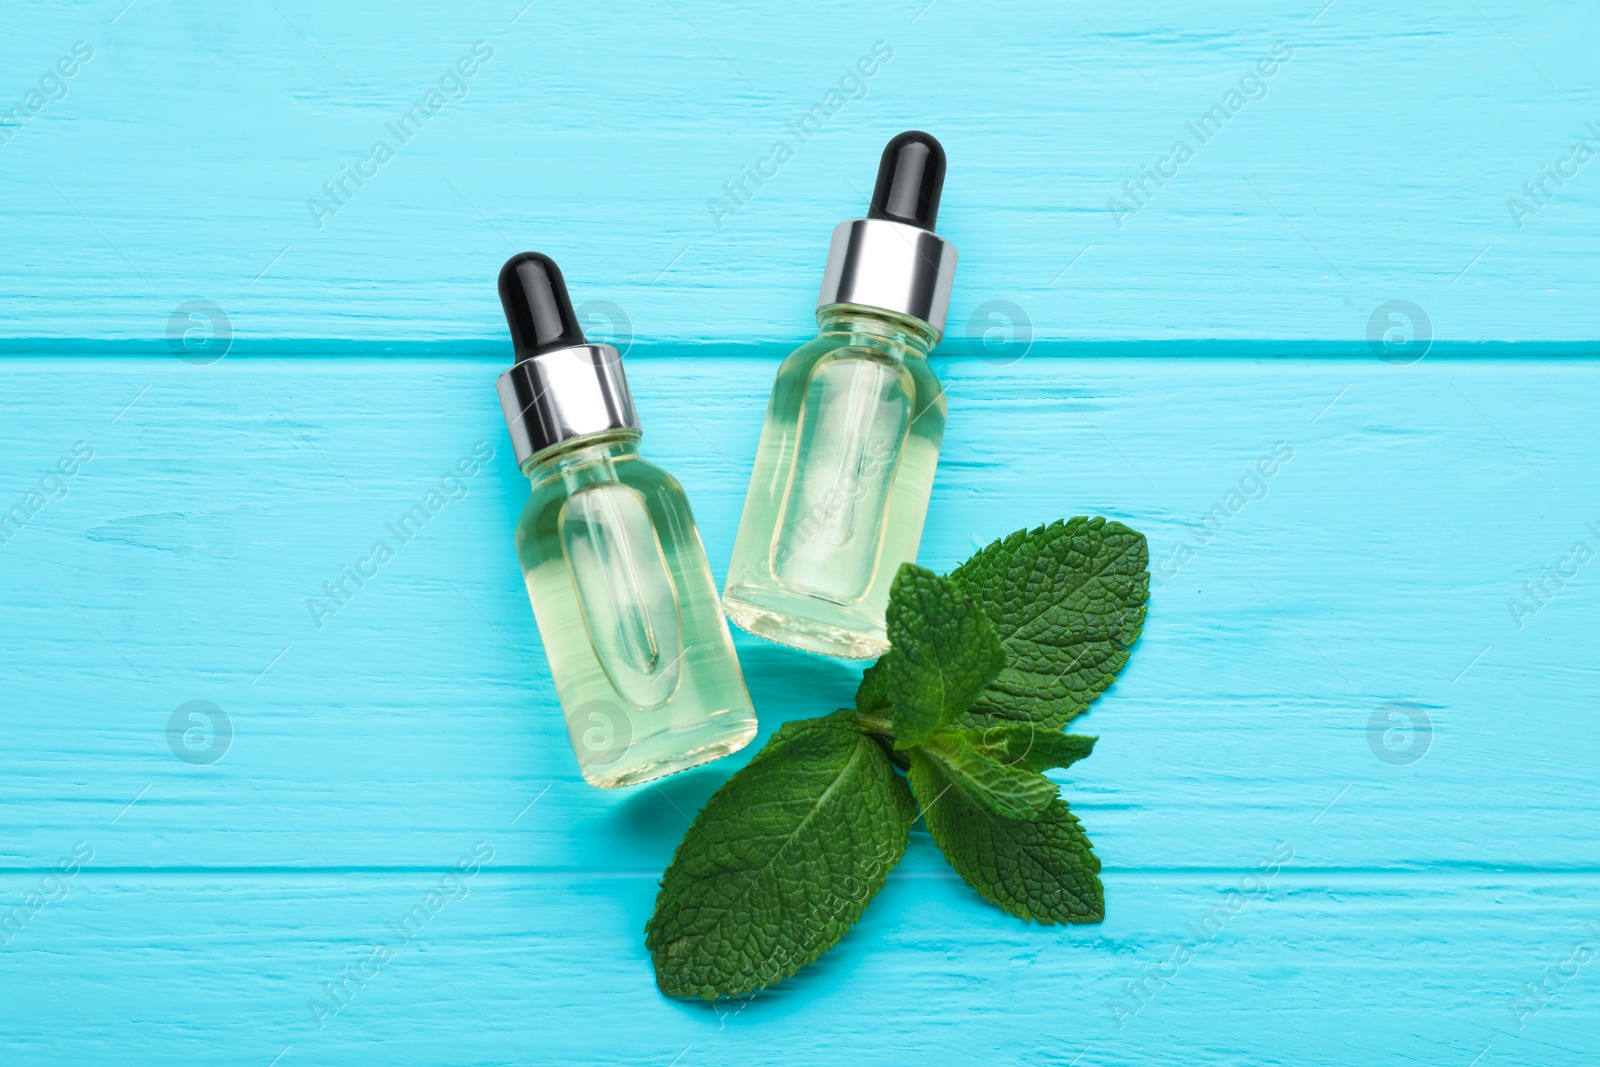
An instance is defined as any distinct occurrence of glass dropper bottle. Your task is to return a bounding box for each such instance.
[496,252,757,787]
[722,131,958,659]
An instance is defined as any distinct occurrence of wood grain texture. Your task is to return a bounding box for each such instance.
[1,1,1597,342]
[2,352,1598,1064]
[5,0,1600,1062]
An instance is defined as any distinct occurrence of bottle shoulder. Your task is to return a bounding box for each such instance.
[771,330,944,419]
[525,448,678,493]
[518,451,690,531]
[784,327,936,370]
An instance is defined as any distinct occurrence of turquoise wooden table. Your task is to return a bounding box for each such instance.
[3,2,1597,1064]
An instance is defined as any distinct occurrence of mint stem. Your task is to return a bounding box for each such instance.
[855,712,894,737]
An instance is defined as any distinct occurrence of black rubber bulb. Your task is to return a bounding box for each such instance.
[498,252,586,360]
[867,130,946,231]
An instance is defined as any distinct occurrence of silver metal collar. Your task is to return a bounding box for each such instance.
[816,218,958,337]
[496,343,639,465]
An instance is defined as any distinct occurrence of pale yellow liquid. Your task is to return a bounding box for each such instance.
[723,306,946,659]
[516,433,756,788]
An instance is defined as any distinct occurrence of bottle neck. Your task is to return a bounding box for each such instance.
[815,303,939,357]
[521,428,641,478]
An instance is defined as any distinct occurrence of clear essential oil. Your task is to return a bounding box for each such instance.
[496,253,755,788]
[723,132,959,659]
[516,433,755,787]
[723,304,945,659]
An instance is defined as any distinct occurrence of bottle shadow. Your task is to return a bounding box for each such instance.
[605,764,732,853]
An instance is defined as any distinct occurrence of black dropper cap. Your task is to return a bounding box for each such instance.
[867,131,946,231]
[498,252,586,360]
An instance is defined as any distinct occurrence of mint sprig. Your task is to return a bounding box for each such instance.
[647,517,1149,999]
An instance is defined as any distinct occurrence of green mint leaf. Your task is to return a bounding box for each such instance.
[969,723,1097,774]
[908,751,1104,925]
[918,729,1058,820]
[645,710,916,999]
[883,564,1007,749]
[855,657,889,714]
[950,517,1148,730]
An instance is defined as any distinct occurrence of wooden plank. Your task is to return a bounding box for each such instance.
[1,2,1595,342]
[2,353,1596,883]
[0,868,1593,1064]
